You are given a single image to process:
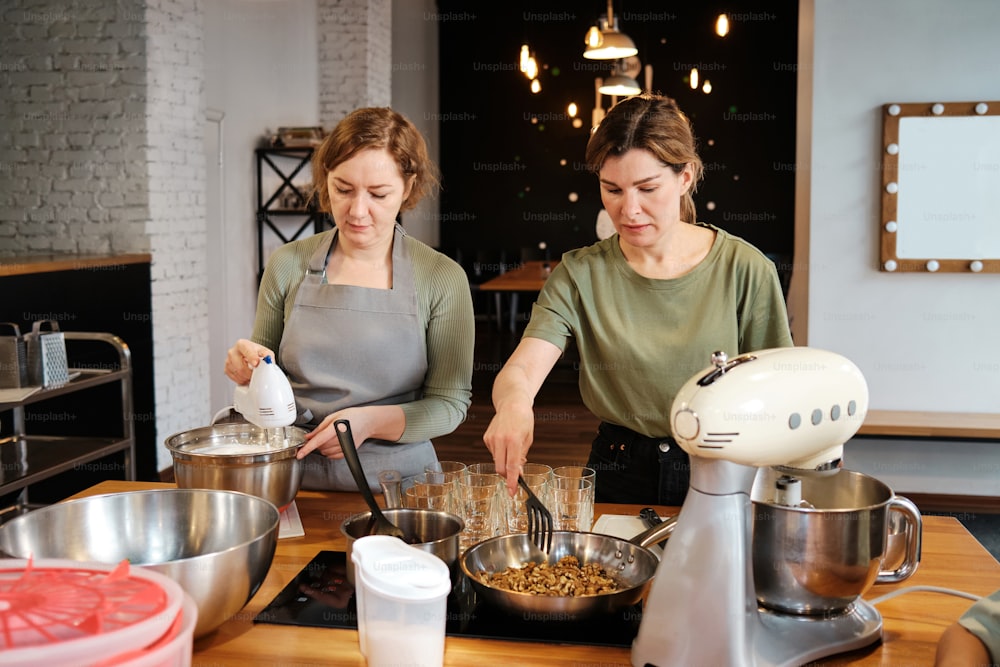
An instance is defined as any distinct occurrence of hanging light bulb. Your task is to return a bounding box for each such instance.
[702,80,713,94]
[585,25,602,48]
[525,56,538,80]
[530,79,541,94]
[690,67,699,90]
[568,102,578,117]
[716,14,730,37]
[519,44,530,73]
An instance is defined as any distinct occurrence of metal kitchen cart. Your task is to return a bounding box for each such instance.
[0,332,135,520]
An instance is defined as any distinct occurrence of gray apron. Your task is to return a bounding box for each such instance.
[279,224,436,492]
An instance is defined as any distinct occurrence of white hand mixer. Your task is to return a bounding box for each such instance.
[230,355,297,429]
[631,346,880,667]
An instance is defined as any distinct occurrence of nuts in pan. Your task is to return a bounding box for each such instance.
[475,555,620,596]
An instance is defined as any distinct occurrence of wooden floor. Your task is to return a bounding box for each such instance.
[431,317,599,469]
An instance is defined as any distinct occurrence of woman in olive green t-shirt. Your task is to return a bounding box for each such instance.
[483,95,792,504]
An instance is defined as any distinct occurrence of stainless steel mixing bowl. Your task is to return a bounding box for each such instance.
[341,508,464,584]
[0,488,280,638]
[165,423,307,510]
[751,468,921,615]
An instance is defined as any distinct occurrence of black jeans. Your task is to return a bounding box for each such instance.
[586,421,691,506]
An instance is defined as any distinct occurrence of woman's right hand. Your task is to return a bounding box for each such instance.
[224,339,275,385]
[483,402,535,497]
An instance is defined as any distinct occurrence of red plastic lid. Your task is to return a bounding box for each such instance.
[0,558,174,651]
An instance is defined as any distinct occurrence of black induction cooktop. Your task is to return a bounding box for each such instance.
[254,550,641,648]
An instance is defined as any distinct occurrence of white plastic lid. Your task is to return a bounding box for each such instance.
[352,535,451,601]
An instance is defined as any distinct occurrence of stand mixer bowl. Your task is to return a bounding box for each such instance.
[751,467,921,615]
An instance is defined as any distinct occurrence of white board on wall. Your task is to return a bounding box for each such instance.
[896,115,1000,259]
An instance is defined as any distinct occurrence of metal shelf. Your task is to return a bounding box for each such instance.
[0,435,133,496]
[0,332,135,511]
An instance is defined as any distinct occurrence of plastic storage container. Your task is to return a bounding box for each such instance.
[352,535,451,667]
[0,558,194,667]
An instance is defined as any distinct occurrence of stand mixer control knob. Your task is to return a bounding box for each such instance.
[673,408,700,441]
[711,350,728,368]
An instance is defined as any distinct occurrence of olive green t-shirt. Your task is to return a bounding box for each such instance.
[523,224,793,437]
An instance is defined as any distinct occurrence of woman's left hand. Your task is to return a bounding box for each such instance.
[296,405,405,460]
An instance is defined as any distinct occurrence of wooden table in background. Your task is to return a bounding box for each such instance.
[478,260,558,332]
[71,481,1000,666]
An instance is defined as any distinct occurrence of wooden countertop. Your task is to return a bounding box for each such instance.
[71,480,1000,666]
[0,253,151,277]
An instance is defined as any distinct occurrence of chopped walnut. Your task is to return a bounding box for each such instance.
[476,555,620,596]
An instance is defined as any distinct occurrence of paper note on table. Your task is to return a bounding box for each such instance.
[279,501,305,539]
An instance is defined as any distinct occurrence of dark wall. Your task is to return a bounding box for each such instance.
[0,261,157,501]
[436,0,798,266]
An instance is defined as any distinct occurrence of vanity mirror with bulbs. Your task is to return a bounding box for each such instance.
[880,100,1000,273]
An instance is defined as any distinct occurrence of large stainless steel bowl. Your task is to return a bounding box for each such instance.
[341,508,464,584]
[165,423,307,510]
[751,468,922,615]
[0,488,280,638]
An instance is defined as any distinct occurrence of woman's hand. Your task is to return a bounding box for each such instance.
[297,405,405,460]
[483,337,563,496]
[224,339,274,385]
[483,403,535,496]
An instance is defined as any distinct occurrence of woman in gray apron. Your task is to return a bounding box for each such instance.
[225,108,474,492]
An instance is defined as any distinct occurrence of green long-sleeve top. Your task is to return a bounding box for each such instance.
[251,230,474,443]
[524,223,794,438]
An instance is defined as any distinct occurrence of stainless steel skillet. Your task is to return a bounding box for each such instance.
[459,517,676,619]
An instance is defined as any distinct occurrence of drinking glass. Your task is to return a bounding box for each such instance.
[377,469,403,508]
[404,483,452,512]
[552,465,596,496]
[425,460,468,498]
[521,462,554,481]
[457,472,504,552]
[466,462,499,476]
[551,477,594,532]
[503,471,550,535]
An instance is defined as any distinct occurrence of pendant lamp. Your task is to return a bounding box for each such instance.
[583,0,638,60]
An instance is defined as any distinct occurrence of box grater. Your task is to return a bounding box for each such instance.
[26,319,69,387]
[0,322,29,389]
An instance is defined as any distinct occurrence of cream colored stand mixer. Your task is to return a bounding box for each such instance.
[632,347,883,666]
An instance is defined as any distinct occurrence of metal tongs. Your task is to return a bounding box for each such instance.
[519,474,553,553]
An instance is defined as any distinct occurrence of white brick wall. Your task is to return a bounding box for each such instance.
[317,0,392,126]
[0,0,210,473]
[144,0,209,470]
[0,0,150,253]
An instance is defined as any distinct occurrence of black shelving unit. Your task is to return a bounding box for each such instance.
[255,147,332,280]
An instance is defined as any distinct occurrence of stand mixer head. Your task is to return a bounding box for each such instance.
[232,355,297,429]
[631,346,880,667]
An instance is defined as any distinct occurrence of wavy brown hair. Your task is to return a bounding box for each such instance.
[311,107,440,214]
[585,94,704,224]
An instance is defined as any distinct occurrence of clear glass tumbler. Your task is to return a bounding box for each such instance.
[550,476,594,532]
[404,482,452,512]
[457,472,503,552]
[503,471,551,535]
